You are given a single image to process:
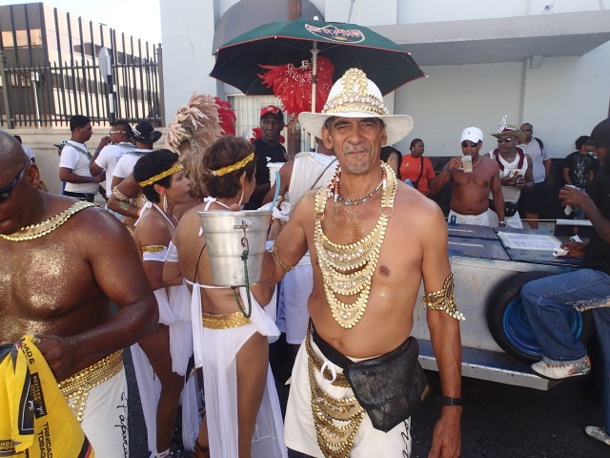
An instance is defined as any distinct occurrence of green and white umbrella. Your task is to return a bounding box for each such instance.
[210,18,424,112]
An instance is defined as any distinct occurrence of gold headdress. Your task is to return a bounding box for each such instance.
[138,164,184,187]
[209,152,255,177]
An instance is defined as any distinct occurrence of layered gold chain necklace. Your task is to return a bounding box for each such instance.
[0,201,94,242]
[314,162,397,329]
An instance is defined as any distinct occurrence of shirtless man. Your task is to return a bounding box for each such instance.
[260,68,462,458]
[0,131,158,456]
[429,127,505,227]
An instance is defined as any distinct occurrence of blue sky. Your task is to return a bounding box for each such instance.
[0,0,162,43]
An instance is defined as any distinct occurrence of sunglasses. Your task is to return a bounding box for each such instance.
[461,141,479,148]
[0,158,32,203]
[109,130,125,135]
[497,138,513,144]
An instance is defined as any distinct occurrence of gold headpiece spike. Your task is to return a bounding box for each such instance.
[497,114,508,133]
[209,152,255,177]
[138,164,183,187]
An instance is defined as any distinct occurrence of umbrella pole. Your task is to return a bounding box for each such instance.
[310,42,319,151]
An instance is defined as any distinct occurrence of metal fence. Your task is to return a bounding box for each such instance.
[0,3,162,129]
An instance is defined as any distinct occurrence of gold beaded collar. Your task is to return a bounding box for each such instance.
[314,162,397,329]
[0,200,94,242]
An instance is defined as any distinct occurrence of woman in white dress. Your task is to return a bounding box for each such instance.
[164,136,286,458]
[132,149,194,458]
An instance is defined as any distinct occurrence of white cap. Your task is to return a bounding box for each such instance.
[460,127,483,144]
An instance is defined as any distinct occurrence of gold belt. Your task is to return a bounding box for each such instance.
[202,311,251,329]
[58,350,123,423]
[305,328,365,458]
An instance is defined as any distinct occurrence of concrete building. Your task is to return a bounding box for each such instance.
[159,0,610,159]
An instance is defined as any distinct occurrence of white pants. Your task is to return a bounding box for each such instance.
[67,367,129,458]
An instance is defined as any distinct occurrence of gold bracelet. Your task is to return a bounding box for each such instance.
[267,244,295,274]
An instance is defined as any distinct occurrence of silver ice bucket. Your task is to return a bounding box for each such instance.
[197,209,272,286]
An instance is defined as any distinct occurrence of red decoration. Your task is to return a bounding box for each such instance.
[215,97,236,136]
[258,55,335,117]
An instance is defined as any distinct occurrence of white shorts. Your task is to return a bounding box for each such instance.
[448,209,491,226]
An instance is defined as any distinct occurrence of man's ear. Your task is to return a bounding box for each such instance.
[322,126,333,150]
[380,127,388,147]
[26,163,42,189]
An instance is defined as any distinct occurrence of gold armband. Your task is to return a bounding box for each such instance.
[422,273,465,321]
[112,186,130,202]
[267,244,295,275]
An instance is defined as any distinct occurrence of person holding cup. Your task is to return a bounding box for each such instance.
[429,127,505,226]
[488,125,534,228]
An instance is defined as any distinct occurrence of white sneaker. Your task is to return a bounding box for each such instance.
[531,356,591,380]
[569,234,583,243]
[585,426,610,446]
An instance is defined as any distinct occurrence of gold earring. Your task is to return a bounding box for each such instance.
[163,193,168,213]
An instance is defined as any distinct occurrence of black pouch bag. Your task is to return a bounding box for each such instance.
[313,331,430,432]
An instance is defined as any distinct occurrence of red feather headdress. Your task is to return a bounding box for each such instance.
[258,55,334,118]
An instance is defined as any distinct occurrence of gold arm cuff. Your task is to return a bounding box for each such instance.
[267,244,295,275]
[422,273,465,321]
[112,186,130,202]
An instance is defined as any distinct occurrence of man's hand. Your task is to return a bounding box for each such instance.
[559,185,587,208]
[96,136,111,151]
[560,241,586,257]
[268,218,286,241]
[444,157,462,172]
[36,334,76,381]
[429,408,462,457]
[93,171,106,183]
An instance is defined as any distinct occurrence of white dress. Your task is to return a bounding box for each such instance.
[130,203,199,455]
[188,197,287,458]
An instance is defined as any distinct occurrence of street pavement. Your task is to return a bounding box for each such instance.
[125,347,608,458]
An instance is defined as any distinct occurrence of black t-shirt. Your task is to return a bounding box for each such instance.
[563,152,599,189]
[583,171,610,275]
[245,138,287,210]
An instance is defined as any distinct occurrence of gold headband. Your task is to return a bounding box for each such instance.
[210,152,255,177]
[138,164,183,187]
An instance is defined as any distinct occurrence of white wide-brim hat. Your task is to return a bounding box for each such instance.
[298,68,413,146]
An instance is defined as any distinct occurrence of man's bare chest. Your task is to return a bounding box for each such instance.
[0,243,89,313]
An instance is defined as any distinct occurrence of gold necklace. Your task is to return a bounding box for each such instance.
[314,162,397,329]
[0,201,94,242]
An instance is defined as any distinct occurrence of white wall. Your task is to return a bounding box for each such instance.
[160,0,220,124]
[394,62,523,156]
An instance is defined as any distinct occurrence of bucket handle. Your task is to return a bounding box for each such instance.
[233,217,251,231]
[231,221,253,318]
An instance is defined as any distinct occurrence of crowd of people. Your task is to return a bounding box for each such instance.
[1,66,609,458]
